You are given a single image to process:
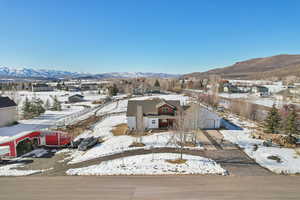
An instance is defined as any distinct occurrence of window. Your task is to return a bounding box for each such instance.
[161,107,169,113]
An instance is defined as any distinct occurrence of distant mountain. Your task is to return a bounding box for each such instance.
[0,66,179,79]
[100,72,179,78]
[184,54,300,80]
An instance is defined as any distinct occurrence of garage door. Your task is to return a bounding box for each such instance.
[205,119,215,129]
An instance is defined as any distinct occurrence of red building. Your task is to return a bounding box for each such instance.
[0,130,71,157]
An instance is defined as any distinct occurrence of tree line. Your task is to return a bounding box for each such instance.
[22,96,62,119]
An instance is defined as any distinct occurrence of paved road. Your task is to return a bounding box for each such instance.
[1,176,300,200]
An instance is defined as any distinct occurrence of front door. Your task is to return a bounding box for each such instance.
[159,119,168,128]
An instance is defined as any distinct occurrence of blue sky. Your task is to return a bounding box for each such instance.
[0,0,300,74]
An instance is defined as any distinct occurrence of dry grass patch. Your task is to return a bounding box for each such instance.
[129,142,146,148]
[295,148,300,157]
[56,115,101,138]
[112,123,129,136]
[166,159,187,164]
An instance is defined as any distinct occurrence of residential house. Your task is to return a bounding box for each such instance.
[133,84,150,95]
[32,83,54,92]
[251,85,269,96]
[0,96,17,127]
[68,94,84,103]
[127,98,181,131]
[223,83,240,93]
[80,83,99,91]
[67,85,81,92]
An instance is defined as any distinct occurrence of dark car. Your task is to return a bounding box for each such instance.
[78,136,98,151]
[70,138,84,149]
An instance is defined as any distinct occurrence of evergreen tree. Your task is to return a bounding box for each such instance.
[154,79,160,88]
[285,107,299,135]
[44,99,51,110]
[34,99,45,115]
[109,84,119,96]
[264,104,281,134]
[52,96,62,111]
[22,97,31,115]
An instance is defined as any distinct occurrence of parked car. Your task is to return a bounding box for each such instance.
[78,137,98,151]
[216,106,225,112]
[70,138,84,149]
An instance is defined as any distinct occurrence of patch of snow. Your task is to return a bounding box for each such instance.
[0,164,46,176]
[66,153,227,176]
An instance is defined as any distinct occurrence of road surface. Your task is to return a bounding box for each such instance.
[1,176,299,200]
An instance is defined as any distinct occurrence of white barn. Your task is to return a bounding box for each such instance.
[184,103,221,130]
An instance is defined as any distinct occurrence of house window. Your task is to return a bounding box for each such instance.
[152,120,156,124]
[161,107,169,113]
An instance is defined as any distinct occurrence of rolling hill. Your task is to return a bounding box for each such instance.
[185,54,300,80]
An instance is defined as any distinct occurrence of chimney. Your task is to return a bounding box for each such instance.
[136,105,144,132]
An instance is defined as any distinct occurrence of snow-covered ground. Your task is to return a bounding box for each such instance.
[219,93,250,99]
[97,100,128,115]
[4,90,107,109]
[0,163,48,176]
[249,98,285,108]
[69,114,203,164]
[220,127,300,174]
[66,153,227,176]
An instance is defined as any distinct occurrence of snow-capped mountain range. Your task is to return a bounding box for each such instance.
[0,66,179,79]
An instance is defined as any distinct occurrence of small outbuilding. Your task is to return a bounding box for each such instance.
[0,96,17,127]
[68,94,84,103]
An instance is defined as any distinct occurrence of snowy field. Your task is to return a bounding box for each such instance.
[66,153,227,176]
[68,114,203,164]
[220,117,300,174]
[219,93,250,99]
[4,90,107,109]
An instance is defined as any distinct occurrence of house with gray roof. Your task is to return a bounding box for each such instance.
[126,98,181,131]
[0,96,17,127]
[32,83,54,92]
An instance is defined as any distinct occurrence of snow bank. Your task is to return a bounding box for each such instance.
[66,153,227,176]
[0,164,44,176]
